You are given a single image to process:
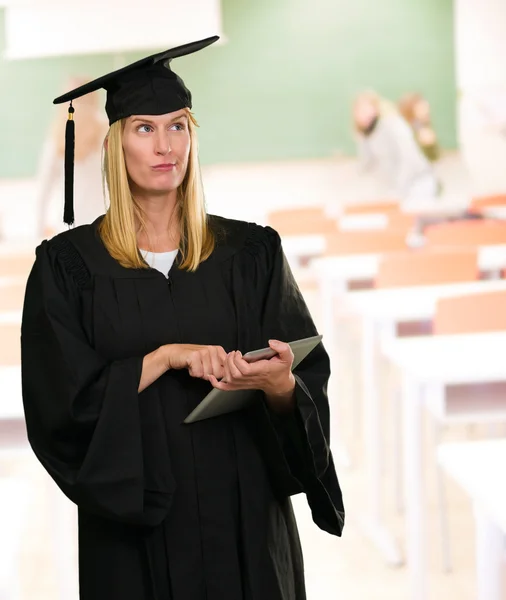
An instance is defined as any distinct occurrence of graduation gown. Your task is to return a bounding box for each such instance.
[21,215,345,600]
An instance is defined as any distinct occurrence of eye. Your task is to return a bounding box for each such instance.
[136,124,153,133]
[170,122,186,131]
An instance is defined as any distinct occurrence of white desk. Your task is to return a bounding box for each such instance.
[344,278,506,322]
[0,310,22,325]
[483,205,506,220]
[338,213,388,230]
[314,244,506,361]
[313,245,506,463]
[0,276,26,288]
[0,366,23,419]
[0,479,30,600]
[340,279,506,566]
[0,365,78,600]
[383,332,506,600]
[313,244,506,292]
[279,215,392,265]
[0,366,26,451]
[0,242,35,257]
[281,235,325,258]
[438,439,506,600]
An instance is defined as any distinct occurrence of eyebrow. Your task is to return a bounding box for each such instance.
[131,113,188,125]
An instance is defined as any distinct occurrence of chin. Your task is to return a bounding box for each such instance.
[146,177,183,194]
[151,185,180,195]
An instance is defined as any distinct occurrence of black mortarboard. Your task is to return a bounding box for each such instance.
[53,35,219,226]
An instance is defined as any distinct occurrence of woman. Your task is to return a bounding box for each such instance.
[353,90,440,208]
[398,92,440,162]
[35,76,108,238]
[21,36,344,600]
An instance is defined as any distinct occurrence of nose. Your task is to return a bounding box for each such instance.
[154,130,171,156]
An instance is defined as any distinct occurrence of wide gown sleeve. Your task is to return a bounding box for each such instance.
[21,239,174,527]
[244,224,345,536]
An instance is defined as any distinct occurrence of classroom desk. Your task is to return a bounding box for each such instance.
[338,213,388,230]
[0,276,27,288]
[312,243,506,480]
[313,244,506,392]
[0,365,79,600]
[340,279,506,566]
[0,310,22,326]
[482,205,506,220]
[383,332,506,600]
[438,439,506,600]
[313,244,506,295]
[0,365,26,451]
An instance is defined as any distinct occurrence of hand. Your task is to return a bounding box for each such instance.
[165,344,228,381]
[208,340,296,410]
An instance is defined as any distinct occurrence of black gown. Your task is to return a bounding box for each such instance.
[21,215,345,600]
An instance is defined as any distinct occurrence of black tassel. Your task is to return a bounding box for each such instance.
[63,103,75,226]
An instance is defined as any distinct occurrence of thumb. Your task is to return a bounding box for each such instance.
[268,339,290,357]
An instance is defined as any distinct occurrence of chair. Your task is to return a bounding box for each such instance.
[434,290,506,335]
[386,212,416,232]
[325,230,408,256]
[424,219,506,247]
[375,248,479,542]
[429,290,506,572]
[375,248,478,289]
[267,206,338,236]
[470,194,506,212]
[342,200,399,215]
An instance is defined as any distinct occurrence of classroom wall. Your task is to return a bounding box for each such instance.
[0,0,456,179]
[454,0,506,194]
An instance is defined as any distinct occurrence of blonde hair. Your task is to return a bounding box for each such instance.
[398,92,424,124]
[352,90,398,133]
[98,109,215,272]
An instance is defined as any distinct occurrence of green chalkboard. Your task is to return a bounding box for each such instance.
[0,0,456,178]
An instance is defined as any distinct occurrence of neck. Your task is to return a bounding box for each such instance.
[134,189,180,252]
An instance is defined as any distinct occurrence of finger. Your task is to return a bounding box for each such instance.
[208,374,232,391]
[228,351,243,380]
[217,346,228,365]
[188,353,205,379]
[209,347,225,380]
[233,350,251,376]
[200,352,213,380]
[268,339,294,363]
[208,374,222,389]
[223,352,234,383]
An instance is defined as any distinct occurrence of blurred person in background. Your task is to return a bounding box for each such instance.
[35,76,108,238]
[352,90,440,209]
[398,92,440,162]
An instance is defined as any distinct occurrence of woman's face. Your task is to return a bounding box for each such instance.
[122,109,191,196]
[353,99,378,131]
[413,99,430,122]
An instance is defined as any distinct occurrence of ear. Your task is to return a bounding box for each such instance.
[104,136,109,151]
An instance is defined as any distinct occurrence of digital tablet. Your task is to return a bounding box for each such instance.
[184,334,322,424]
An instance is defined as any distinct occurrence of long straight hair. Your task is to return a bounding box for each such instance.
[98,109,215,271]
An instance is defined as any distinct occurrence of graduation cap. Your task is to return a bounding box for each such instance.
[53,35,219,226]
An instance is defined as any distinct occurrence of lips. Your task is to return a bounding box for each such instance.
[152,163,176,171]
